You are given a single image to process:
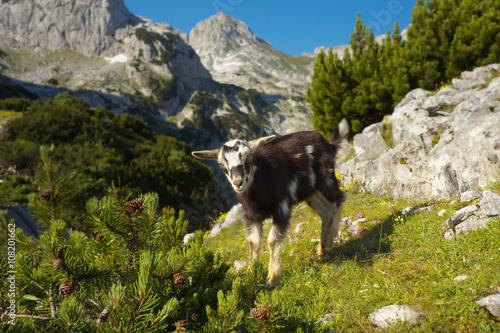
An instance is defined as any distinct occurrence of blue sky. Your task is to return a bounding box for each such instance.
[123,0,415,56]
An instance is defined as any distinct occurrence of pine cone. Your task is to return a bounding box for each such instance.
[173,273,187,287]
[59,277,75,297]
[125,198,144,215]
[49,323,63,330]
[53,258,64,270]
[91,231,103,242]
[191,313,199,322]
[39,189,54,202]
[250,307,270,320]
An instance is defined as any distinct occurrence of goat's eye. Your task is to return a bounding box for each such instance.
[219,163,228,173]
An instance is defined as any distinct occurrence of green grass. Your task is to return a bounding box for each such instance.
[204,192,500,332]
[0,110,22,121]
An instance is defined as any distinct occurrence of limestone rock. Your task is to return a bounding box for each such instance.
[340,64,500,201]
[189,13,314,94]
[353,123,387,159]
[368,305,424,328]
[183,233,195,245]
[188,13,314,135]
[476,293,500,318]
[444,190,500,239]
[210,203,244,237]
[233,260,247,271]
[460,190,482,202]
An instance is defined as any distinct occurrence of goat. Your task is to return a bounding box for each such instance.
[192,120,348,287]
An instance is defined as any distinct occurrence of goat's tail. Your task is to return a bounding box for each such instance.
[329,118,349,147]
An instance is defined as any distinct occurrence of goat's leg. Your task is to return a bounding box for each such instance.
[266,224,285,288]
[246,221,263,261]
[322,201,344,251]
[307,191,338,257]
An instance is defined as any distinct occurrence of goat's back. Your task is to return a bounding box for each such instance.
[241,131,342,216]
[255,131,340,160]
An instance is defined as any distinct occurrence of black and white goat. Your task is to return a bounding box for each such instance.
[192,120,348,287]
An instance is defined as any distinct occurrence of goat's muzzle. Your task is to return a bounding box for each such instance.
[232,177,245,192]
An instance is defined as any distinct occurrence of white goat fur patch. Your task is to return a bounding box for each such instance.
[219,141,251,170]
[279,200,290,218]
[305,145,316,187]
[289,177,299,202]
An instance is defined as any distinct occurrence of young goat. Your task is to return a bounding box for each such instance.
[192,120,348,287]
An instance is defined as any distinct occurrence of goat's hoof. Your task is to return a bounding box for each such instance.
[317,244,327,257]
[266,275,280,289]
[265,281,277,289]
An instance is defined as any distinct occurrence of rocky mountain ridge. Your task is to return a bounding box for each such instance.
[0,0,318,150]
[189,13,315,95]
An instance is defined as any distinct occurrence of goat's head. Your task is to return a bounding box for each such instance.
[192,136,275,193]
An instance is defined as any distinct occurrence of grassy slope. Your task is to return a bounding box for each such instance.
[205,190,500,332]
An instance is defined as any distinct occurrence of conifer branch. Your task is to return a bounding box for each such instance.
[49,284,56,318]
[96,308,110,326]
[87,298,103,312]
[14,313,51,322]
[19,264,48,295]
[124,214,139,270]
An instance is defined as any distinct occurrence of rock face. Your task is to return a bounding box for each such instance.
[0,0,139,56]
[209,203,244,237]
[340,64,500,200]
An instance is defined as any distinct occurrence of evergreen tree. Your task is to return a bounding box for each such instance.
[447,0,500,78]
[306,49,348,137]
[307,1,500,137]
[0,95,222,228]
[29,145,78,228]
[2,148,342,332]
[5,147,231,331]
[10,188,232,331]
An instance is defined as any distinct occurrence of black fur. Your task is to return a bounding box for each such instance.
[236,130,345,235]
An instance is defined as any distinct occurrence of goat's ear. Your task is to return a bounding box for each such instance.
[192,149,220,160]
[247,135,276,151]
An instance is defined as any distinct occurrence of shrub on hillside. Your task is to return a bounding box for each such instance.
[0,94,221,229]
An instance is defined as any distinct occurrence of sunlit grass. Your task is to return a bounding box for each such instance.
[204,191,500,331]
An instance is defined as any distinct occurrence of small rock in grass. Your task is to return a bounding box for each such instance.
[368,305,424,328]
[438,209,447,217]
[460,190,481,202]
[183,233,195,245]
[454,275,467,281]
[402,206,413,214]
[210,204,244,237]
[233,260,247,271]
[476,293,500,318]
[293,223,303,234]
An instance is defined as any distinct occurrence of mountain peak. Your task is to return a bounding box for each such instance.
[189,13,268,51]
